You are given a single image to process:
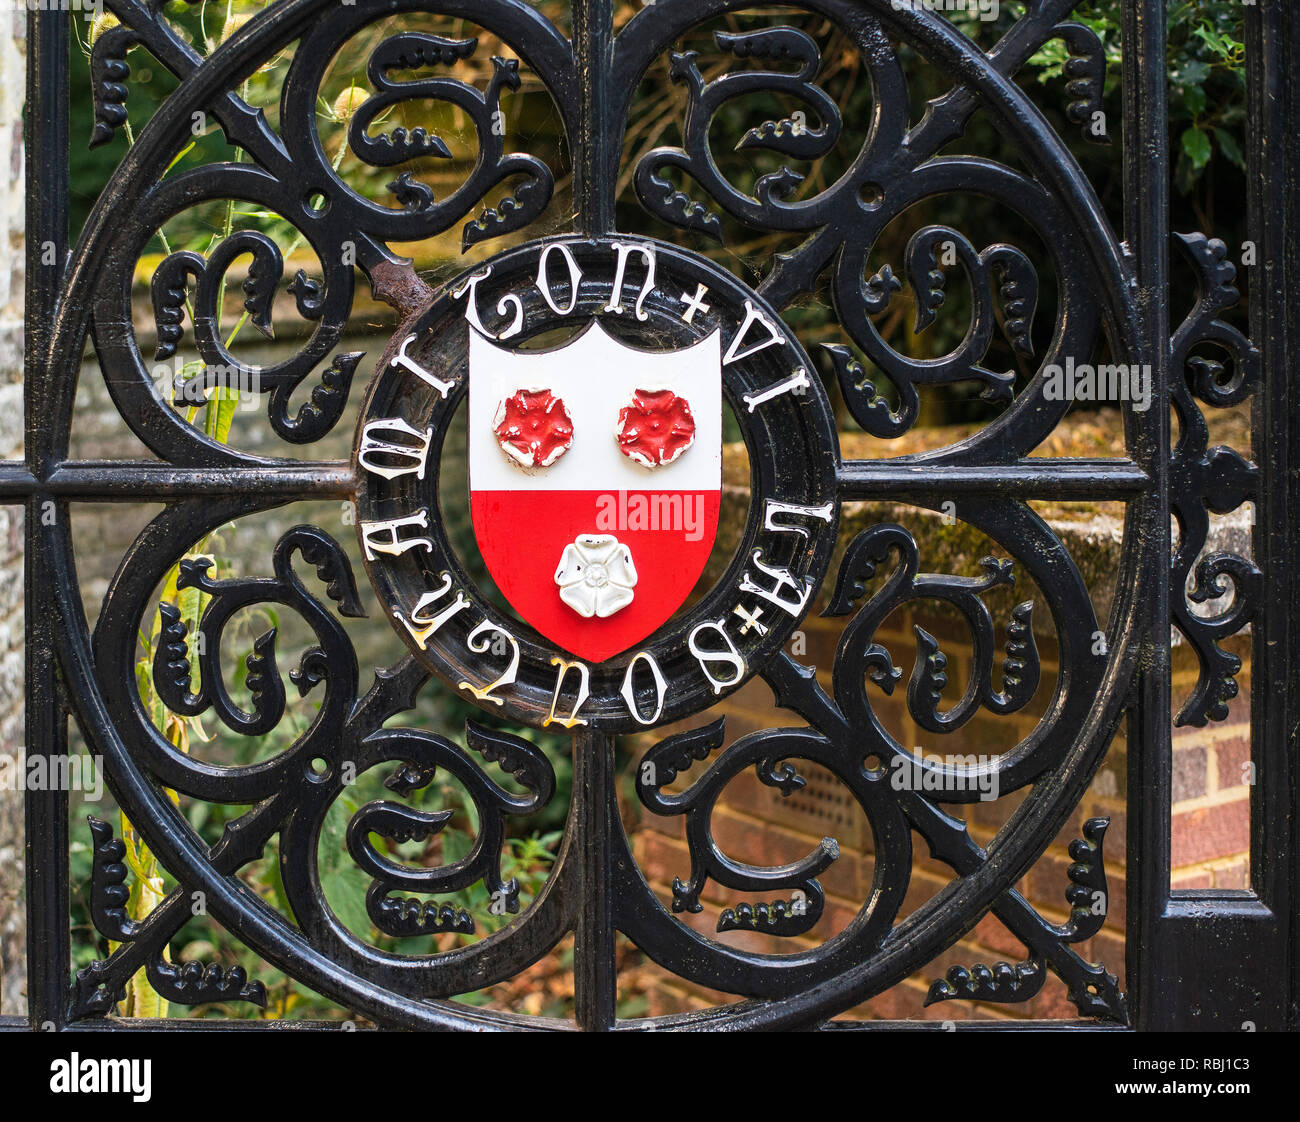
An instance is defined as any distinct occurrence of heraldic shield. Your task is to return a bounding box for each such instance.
[468,321,722,662]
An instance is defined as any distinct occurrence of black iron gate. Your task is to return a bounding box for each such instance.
[10,0,1299,1031]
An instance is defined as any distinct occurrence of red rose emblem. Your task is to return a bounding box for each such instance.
[494,388,574,468]
[616,389,696,467]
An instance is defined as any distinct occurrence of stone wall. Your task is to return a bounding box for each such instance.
[0,9,24,1018]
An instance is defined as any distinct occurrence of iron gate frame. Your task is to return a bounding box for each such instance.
[4,0,1298,1031]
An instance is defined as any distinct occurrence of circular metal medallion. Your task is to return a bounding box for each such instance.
[356,236,839,731]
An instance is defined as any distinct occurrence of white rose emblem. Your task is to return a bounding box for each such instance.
[554,534,638,618]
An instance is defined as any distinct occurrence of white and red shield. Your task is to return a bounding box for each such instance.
[468,322,721,662]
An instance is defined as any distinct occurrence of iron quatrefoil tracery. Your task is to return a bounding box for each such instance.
[49,0,1259,1029]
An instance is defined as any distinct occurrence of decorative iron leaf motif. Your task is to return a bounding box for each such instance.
[87,815,139,943]
[989,601,1040,714]
[287,269,325,322]
[348,41,553,243]
[462,174,549,251]
[269,350,364,444]
[387,171,436,213]
[89,25,140,149]
[1053,22,1109,144]
[1058,818,1111,942]
[718,888,825,937]
[926,958,1046,1007]
[149,250,205,364]
[146,958,267,1009]
[367,886,475,937]
[829,227,1030,439]
[635,163,723,242]
[143,221,361,449]
[346,721,552,922]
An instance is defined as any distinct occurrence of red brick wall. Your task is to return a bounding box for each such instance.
[1170,637,1252,889]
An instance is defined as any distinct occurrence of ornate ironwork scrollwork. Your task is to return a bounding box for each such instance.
[46,0,1201,1030]
[76,817,268,1018]
[924,818,1123,1019]
[1169,232,1261,727]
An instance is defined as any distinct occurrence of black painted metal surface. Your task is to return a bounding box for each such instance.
[14,0,1296,1030]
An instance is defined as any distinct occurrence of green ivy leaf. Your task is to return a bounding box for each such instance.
[1181,126,1212,170]
[206,385,242,445]
[1213,127,1245,170]
[317,808,374,937]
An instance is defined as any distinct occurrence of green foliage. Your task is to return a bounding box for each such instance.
[1024,1,1247,195]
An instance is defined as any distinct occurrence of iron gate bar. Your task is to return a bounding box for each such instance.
[0,461,1158,502]
[834,461,1151,500]
[24,5,71,1034]
[10,0,1295,1031]
[1248,0,1300,1034]
[1122,0,1173,1036]
[1124,0,1298,1033]
[43,464,358,499]
[571,729,618,1033]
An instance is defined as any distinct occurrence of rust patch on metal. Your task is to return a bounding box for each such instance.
[369,259,436,319]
